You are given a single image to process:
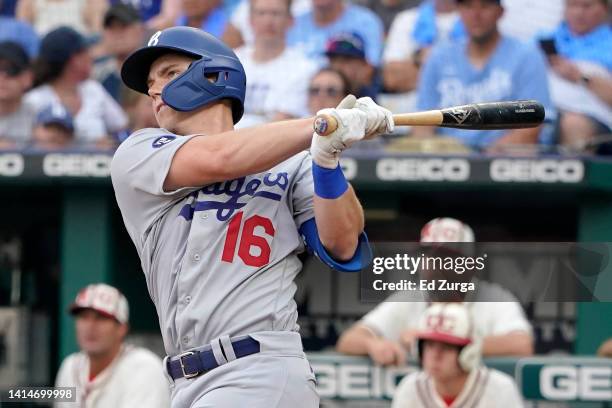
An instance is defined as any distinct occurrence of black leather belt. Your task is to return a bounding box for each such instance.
[166,336,260,380]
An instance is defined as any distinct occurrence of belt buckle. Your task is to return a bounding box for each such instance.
[178,351,199,379]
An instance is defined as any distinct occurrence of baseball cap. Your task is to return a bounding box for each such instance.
[39,26,90,63]
[420,218,475,243]
[417,303,472,346]
[103,4,141,28]
[70,283,129,324]
[0,41,30,76]
[325,32,366,60]
[36,105,74,132]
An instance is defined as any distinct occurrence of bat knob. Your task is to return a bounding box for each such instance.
[313,114,337,136]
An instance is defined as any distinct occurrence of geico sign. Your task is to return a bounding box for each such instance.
[490,159,584,183]
[312,362,413,399]
[340,158,357,181]
[0,154,24,176]
[376,158,470,181]
[540,366,612,401]
[43,154,112,177]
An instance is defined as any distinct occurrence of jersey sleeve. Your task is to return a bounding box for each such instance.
[488,301,533,336]
[110,128,198,247]
[291,152,315,228]
[359,301,414,341]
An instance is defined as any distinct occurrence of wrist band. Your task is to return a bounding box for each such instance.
[312,162,348,199]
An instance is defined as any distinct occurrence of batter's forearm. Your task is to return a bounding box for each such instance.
[165,118,313,190]
[313,185,365,261]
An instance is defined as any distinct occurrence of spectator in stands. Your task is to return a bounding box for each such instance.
[391,303,524,407]
[32,105,75,149]
[539,0,612,150]
[54,283,170,408]
[235,0,318,128]
[111,0,182,30]
[383,0,460,95]
[286,0,384,68]
[307,67,350,114]
[413,0,554,151]
[26,27,128,148]
[336,217,534,366]
[93,4,146,104]
[325,32,380,100]
[175,0,229,38]
[598,338,612,358]
[16,0,108,35]
[223,0,311,49]
[0,41,35,148]
[351,0,421,34]
[0,0,39,57]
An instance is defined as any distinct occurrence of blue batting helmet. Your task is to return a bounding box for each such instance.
[121,27,246,123]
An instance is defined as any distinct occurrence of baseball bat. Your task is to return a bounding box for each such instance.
[313,100,545,136]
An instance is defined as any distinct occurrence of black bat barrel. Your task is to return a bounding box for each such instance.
[440,100,545,130]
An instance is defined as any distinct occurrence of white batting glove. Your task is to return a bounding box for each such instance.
[310,95,368,169]
[354,97,394,139]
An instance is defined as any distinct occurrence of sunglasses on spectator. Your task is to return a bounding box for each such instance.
[0,63,22,77]
[308,86,344,97]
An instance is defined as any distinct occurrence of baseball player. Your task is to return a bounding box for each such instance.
[391,303,525,408]
[337,218,534,366]
[54,283,170,408]
[111,26,392,407]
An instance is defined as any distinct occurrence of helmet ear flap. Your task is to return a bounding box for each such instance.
[458,340,481,372]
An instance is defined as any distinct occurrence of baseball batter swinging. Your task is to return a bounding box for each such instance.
[111,26,393,407]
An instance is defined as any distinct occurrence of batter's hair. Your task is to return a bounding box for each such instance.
[310,67,351,96]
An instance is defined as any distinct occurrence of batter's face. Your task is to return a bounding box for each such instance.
[75,309,127,357]
[147,53,197,131]
[458,0,503,44]
[565,0,608,35]
[422,340,464,381]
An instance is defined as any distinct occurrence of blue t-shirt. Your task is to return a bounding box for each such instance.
[175,7,228,39]
[417,36,556,147]
[287,4,384,66]
[542,22,612,71]
[0,17,39,57]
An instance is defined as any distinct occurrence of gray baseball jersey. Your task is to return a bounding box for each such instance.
[111,128,315,356]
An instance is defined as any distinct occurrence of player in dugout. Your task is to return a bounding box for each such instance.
[391,302,524,407]
[337,218,534,366]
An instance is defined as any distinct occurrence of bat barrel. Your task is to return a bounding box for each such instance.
[440,100,545,130]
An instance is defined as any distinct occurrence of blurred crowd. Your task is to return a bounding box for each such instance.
[0,0,610,154]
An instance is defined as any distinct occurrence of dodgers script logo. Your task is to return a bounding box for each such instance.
[152,135,176,148]
[179,172,289,221]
